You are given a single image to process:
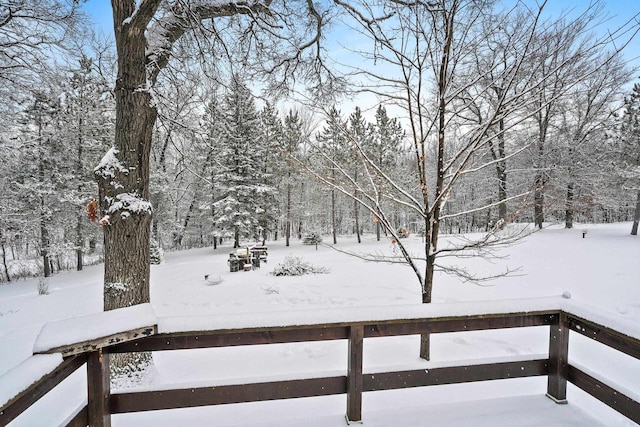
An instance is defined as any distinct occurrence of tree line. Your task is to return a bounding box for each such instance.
[0,1,639,287]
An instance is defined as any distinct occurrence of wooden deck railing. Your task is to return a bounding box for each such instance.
[1,301,639,426]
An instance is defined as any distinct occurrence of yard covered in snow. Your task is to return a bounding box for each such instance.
[0,222,639,426]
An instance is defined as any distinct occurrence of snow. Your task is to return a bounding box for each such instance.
[32,303,156,354]
[158,297,565,334]
[1,222,639,426]
[105,192,153,216]
[94,146,128,179]
[0,353,63,407]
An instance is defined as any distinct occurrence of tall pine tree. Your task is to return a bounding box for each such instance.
[213,78,276,247]
[618,83,640,235]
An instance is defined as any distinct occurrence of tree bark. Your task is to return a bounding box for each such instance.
[496,123,507,223]
[95,0,160,379]
[37,102,51,278]
[1,239,10,282]
[286,178,291,246]
[97,0,155,312]
[76,116,84,271]
[534,174,545,229]
[632,190,640,236]
[565,182,574,229]
[354,195,361,243]
[331,188,337,245]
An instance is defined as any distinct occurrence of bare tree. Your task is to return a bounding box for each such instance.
[558,55,631,229]
[0,0,83,98]
[304,0,638,360]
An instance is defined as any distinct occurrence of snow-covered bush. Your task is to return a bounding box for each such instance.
[302,232,323,245]
[271,255,328,276]
[37,277,49,295]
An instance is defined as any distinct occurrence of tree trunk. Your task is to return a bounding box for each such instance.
[297,181,304,240]
[76,109,84,271]
[97,0,155,311]
[419,254,436,361]
[534,108,549,230]
[331,188,337,245]
[631,189,640,236]
[40,215,51,278]
[286,179,291,246]
[491,103,507,223]
[175,197,197,247]
[234,227,240,248]
[565,182,574,229]
[95,0,158,380]
[1,240,10,282]
[354,192,361,243]
[37,106,51,278]
[534,174,545,229]
[76,199,84,271]
[497,164,507,223]
[76,233,83,272]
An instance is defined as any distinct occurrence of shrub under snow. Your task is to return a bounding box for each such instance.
[37,277,49,295]
[271,255,329,276]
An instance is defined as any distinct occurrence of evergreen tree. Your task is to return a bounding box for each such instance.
[213,78,276,247]
[58,54,113,269]
[16,90,63,277]
[315,106,347,244]
[617,83,640,235]
[347,106,372,243]
[258,103,284,244]
[367,105,405,240]
[282,109,304,246]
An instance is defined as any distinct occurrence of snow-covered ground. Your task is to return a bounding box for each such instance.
[0,222,639,426]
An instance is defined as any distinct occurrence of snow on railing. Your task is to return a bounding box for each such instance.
[1,296,638,426]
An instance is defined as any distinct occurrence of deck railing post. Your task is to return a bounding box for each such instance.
[87,348,111,426]
[547,312,569,404]
[346,325,364,424]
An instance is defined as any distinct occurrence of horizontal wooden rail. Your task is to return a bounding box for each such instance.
[365,359,549,391]
[110,325,351,353]
[568,365,640,425]
[112,376,347,413]
[110,312,557,354]
[110,359,549,415]
[364,313,556,337]
[566,314,640,360]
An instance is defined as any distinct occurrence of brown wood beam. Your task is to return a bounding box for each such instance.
[38,326,156,357]
[0,355,86,426]
[364,313,556,337]
[87,349,111,426]
[364,359,549,391]
[110,376,347,413]
[64,405,87,427]
[110,326,350,353]
[566,315,640,360]
[346,325,364,423]
[568,364,640,424]
[547,312,569,403]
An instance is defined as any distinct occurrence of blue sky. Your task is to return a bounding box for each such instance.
[82,1,640,73]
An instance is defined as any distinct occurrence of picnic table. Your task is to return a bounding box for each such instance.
[228,246,268,272]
